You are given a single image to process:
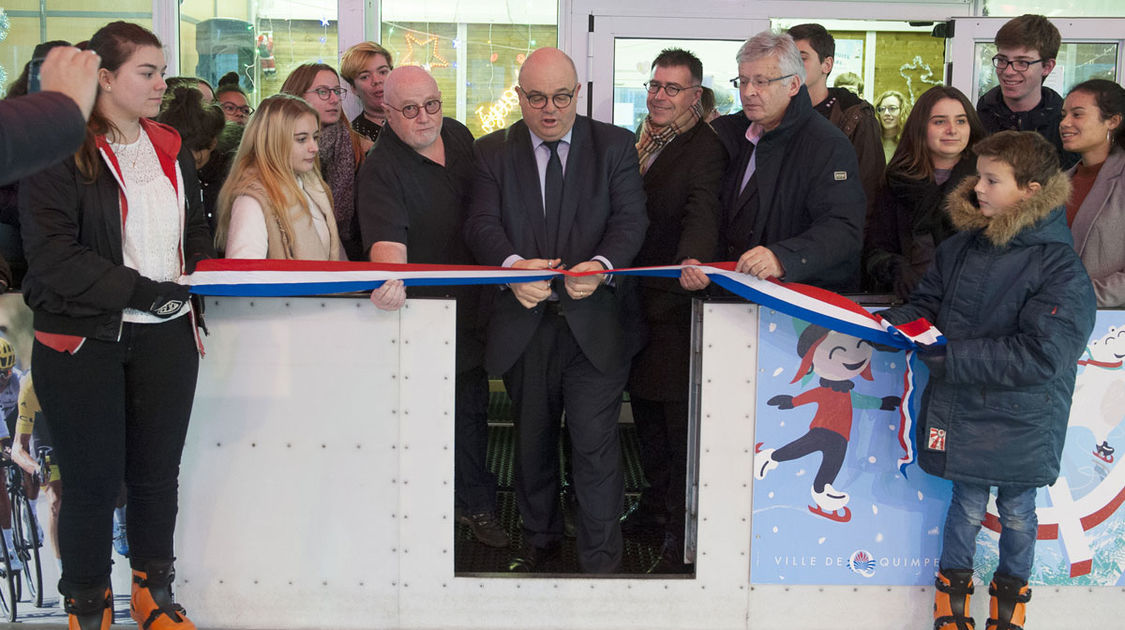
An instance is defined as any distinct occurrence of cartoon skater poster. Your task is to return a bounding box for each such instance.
[750,309,1125,586]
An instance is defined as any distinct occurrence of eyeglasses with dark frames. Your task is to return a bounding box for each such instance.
[518,87,577,109]
[643,81,700,97]
[991,55,1044,72]
[386,99,443,119]
[219,102,254,116]
[305,86,348,100]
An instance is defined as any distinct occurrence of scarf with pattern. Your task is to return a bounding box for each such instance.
[635,101,702,174]
[317,120,360,258]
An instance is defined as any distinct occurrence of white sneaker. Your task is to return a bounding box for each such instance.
[755,448,778,480]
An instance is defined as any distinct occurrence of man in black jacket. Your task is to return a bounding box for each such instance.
[464,47,647,573]
[975,14,1078,169]
[624,48,725,574]
[358,65,508,550]
[710,30,865,292]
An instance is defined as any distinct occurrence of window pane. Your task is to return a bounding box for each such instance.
[380,1,558,138]
[180,0,338,105]
[612,38,742,131]
[974,41,1119,101]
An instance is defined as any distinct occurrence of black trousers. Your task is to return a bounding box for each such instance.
[774,427,847,493]
[454,366,497,514]
[504,309,626,573]
[34,317,198,589]
[630,396,689,543]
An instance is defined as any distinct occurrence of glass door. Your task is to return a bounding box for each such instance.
[587,16,768,126]
[948,17,1125,104]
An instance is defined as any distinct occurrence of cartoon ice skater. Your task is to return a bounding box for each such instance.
[1070,325,1125,464]
[755,324,900,522]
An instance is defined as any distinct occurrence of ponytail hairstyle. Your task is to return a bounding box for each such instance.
[214,94,327,250]
[75,21,163,182]
[156,86,225,153]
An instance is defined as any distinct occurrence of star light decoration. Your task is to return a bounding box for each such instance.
[400,32,450,71]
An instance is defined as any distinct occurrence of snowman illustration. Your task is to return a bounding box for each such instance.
[755,324,900,522]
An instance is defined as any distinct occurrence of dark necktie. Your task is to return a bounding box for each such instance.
[544,140,563,249]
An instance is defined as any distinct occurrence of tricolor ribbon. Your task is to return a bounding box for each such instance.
[187,259,946,470]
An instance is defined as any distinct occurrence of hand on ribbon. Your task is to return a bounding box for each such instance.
[736,246,784,280]
[510,258,560,309]
[679,258,711,291]
[564,260,606,301]
[370,279,406,311]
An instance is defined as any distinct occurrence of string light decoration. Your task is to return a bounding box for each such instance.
[0,9,9,96]
[475,83,520,133]
[400,32,450,71]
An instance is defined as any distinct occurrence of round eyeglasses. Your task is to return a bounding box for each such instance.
[386,99,442,119]
[519,87,577,109]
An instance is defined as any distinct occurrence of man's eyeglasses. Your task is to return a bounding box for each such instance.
[729,74,795,90]
[219,102,253,116]
[387,99,442,119]
[519,87,576,109]
[991,55,1044,72]
[305,87,348,100]
[876,105,900,114]
[643,81,700,97]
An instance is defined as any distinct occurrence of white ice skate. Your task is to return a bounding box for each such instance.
[808,483,852,522]
[755,447,778,480]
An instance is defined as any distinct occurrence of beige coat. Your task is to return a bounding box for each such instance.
[1069,147,1125,307]
[237,176,342,261]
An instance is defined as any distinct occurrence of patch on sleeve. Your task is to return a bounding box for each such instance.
[833,171,848,181]
[927,427,947,452]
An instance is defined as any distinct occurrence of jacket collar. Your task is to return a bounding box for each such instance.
[978,85,1064,122]
[946,170,1072,247]
[758,84,814,145]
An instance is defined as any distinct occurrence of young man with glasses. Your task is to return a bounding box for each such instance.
[464,47,647,574]
[787,23,884,227]
[976,14,1078,168]
[357,65,509,551]
[709,30,865,293]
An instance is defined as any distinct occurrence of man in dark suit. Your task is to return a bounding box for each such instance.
[623,48,726,574]
[464,47,647,573]
[709,30,865,293]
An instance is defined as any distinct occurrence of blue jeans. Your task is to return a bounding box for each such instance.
[940,481,1038,581]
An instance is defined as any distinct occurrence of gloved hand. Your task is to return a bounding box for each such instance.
[767,394,794,410]
[880,396,902,411]
[128,278,190,318]
[184,252,209,275]
[916,342,947,379]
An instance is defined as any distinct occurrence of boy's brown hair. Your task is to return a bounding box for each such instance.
[995,14,1061,61]
[972,130,1059,188]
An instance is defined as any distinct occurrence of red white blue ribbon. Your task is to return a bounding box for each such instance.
[188,258,943,470]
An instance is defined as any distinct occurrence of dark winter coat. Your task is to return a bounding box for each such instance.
[878,173,1096,487]
[19,119,212,340]
[977,86,1079,170]
[713,85,866,292]
[820,87,885,227]
[863,156,976,298]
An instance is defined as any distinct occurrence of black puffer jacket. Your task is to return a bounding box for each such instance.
[977,86,1079,170]
[879,173,1096,486]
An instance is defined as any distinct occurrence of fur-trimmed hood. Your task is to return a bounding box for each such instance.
[945,171,1073,247]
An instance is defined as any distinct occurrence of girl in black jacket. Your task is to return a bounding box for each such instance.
[864,86,985,299]
[19,22,211,630]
